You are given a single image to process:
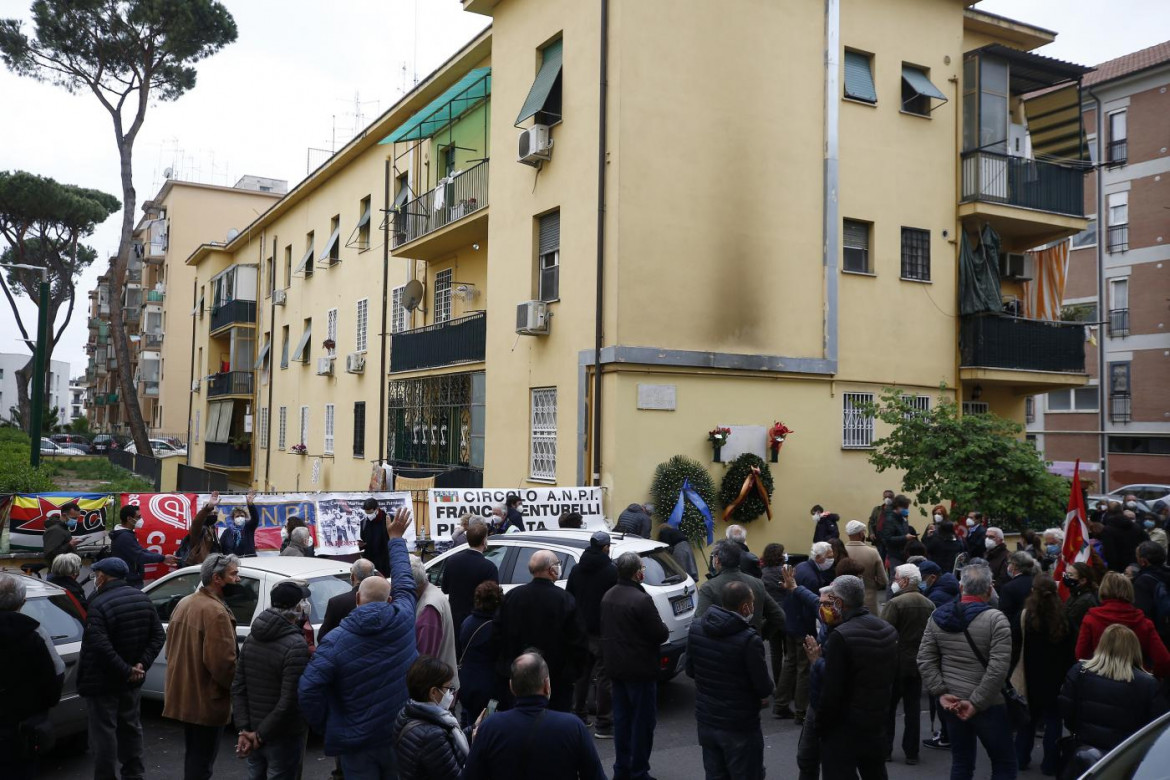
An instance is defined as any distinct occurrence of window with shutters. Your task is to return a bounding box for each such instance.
[842,392,875,449]
[843,219,872,274]
[326,308,338,356]
[259,408,269,449]
[843,50,877,104]
[284,245,292,288]
[280,325,290,369]
[278,406,287,450]
[353,401,366,458]
[299,406,309,448]
[900,227,931,282]
[538,210,560,302]
[434,269,453,324]
[391,285,407,333]
[356,299,368,352]
[324,404,335,455]
[530,387,557,481]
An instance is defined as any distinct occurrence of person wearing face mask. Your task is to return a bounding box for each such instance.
[843,520,887,614]
[1061,562,1099,639]
[394,656,471,778]
[869,490,896,562]
[926,520,966,576]
[965,513,987,561]
[877,495,919,576]
[1096,506,1148,573]
[1038,528,1064,572]
[231,580,312,779]
[774,541,835,724]
[809,505,839,545]
[218,489,260,557]
[110,504,178,589]
[995,552,1037,668]
[47,552,89,617]
[1145,515,1168,551]
[358,497,391,576]
[1132,540,1170,648]
[983,527,1011,588]
[42,503,83,567]
[881,564,935,765]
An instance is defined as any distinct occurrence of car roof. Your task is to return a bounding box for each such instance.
[165,556,351,580]
[3,572,66,598]
[487,530,667,553]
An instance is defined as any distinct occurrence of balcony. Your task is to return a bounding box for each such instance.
[106,392,119,404]
[1110,394,1132,423]
[1107,139,1127,166]
[959,313,1087,392]
[123,308,141,325]
[146,289,164,303]
[204,441,252,471]
[1107,225,1128,253]
[209,299,256,334]
[141,381,159,397]
[207,371,254,398]
[143,332,163,348]
[1108,309,1130,337]
[390,311,486,373]
[391,161,489,261]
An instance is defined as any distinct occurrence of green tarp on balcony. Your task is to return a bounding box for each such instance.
[380,68,491,144]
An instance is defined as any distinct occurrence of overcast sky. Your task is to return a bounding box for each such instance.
[0,0,1167,382]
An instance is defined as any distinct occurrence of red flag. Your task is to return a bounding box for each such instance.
[1055,460,1092,599]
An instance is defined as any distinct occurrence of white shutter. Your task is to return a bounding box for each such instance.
[324,403,335,455]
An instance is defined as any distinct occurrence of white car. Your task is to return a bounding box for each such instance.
[424,530,697,679]
[1106,484,1170,507]
[40,437,85,456]
[140,557,353,700]
[124,438,187,458]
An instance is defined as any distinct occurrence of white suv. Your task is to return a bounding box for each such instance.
[424,530,697,679]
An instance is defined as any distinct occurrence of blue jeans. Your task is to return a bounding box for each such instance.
[339,741,398,780]
[1015,701,1062,773]
[697,723,764,780]
[943,705,1018,780]
[246,733,305,780]
[612,679,657,779]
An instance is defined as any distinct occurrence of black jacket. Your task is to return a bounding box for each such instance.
[317,586,358,644]
[877,512,914,563]
[1134,565,1170,643]
[1097,514,1147,572]
[1064,589,1099,639]
[998,572,1034,661]
[441,548,499,638]
[360,509,391,576]
[813,513,840,544]
[109,527,166,588]
[0,611,62,726]
[817,610,898,740]
[615,504,652,538]
[231,608,310,741]
[732,541,763,578]
[601,580,669,682]
[77,579,165,697]
[460,695,605,780]
[504,507,526,534]
[394,700,468,779]
[457,610,501,726]
[47,573,89,616]
[965,524,987,560]
[1059,662,1168,753]
[218,504,260,557]
[565,547,617,635]
[42,516,73,564]
[986,543,1011,588]
[1022,622,1075,717]
[495,579,586,685]
[925,533,965,574]
[686,606,773,732]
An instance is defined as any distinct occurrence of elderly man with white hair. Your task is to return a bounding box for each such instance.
[47,551,90,615]
[843,519,888,613]
[882,563,936,765]
[411,556,459,689]
[774,541,836,724]
[726,524,763,578]
[984,527,1011,587]
[280,526,315,557]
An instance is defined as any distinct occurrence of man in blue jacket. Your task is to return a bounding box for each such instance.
[298,507,416,779]
[775,541,835,723]
[109,505,177,588]
[918,560,961,608]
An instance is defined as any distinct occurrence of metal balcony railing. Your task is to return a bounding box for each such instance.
[142,381,160,397]
[959,150,1086,217]
[1107,225,1129,253]
[146,289,164,303]
[393,161,489,248]
[205,441,252,469]
[1110,394,1132,423]
[207,371,254,397]
[210,299,257,332]
[1108,309,1130,337]
[1107,139,1128,166]
[144,333,163,348]
[959,314,1086,374]
[390,311,486,373]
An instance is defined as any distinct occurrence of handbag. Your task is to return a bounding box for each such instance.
[962,624,1031,730]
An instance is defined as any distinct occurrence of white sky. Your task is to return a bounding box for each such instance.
[0,0,1167,379]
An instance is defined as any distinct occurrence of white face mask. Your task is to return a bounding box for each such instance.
[811,512,821,520]
[883,498,893,507]
[966,518,976,528]
[985,537,997,550]
[438,687,455,710]
[365,510,377,519]
[233,516,246,527]
[281,528,289,540]
[890,581,902,595]
[817,557,834,571]
[295,598,312,621]
[1126,501,1138,509]
[134,518,144,530]
[933,514,943,523]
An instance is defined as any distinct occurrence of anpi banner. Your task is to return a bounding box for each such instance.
[427,486,606,542]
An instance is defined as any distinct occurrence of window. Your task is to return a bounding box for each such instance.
[284,245,292,287]
[538,210,560,302]
[901,395,931,418]
[326,308,338,356]
[355,299,368,352]
[1108,110,1127,164]
[1071,218,1097,250]
[148,572,201,623]
[517,38,563,126]
[843,219,871,274]
[194,409,200,444]
[259,407,269,449]
[324,403,335,455]
[278,406,287,450]
[901,64,945,117]
[434,269,452,324]
[1109,278,1129,336]
[1025,396,1035,423]
[1108,436,1170,455]
[900,227,931,281]
[962,401,990,415]
[356,196,371,250]
[353,401,366,458]
[842,392,874,448]
[299,405,310,448]
[1046,387,1099,412]
[280,325,290,369]
[843,50,877,104]
[265,255,274,297]
[293,319,312,362]
[1107,192,1129,252]
[442,146,456,178]
[391,285,407,333]
[1110,361,1132,423]
[530,387,557,481]
[298,232,315,278]
[321,215,340,265]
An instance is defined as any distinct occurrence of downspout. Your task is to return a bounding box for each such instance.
[379,159,391,466]
[591,0,610,486]
[1088,86,1108,489]
[185,276,197,468]
[822,0,840,366]
[263,234,277,489]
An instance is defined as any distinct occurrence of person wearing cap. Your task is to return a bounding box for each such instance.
[567,530,618,737]
[232,580,312,779]
[918,560,960,608]
[844,519,888,614]
[78,556,166,780]
[358,497,391,576]
[495,549,588,712]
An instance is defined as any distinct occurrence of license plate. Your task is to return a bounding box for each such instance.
[671,594,694,616]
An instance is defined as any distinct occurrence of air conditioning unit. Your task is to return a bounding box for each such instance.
[345,352,366,374]
[191,379,200,393]
[999,252,1034,281]
[517,125,552,166]
[272,289,287,306]
[316,356,334,376]
[516,300,550,335]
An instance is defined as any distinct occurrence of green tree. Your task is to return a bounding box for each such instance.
[862,388,1068,529]
[69,415,91,435]
[0,0,237,454]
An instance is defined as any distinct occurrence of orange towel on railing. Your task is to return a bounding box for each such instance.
[1024,240,1069,321]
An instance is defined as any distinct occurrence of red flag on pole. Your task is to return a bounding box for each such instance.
[1055,459,1092,600]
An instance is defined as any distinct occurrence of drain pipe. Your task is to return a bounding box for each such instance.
[591,0,610,486]
[1088,86,1108,489]
[823,0,840,365]
[379,159,391,467]
[263,234,277,489]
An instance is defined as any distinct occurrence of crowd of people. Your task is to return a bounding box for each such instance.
[4,488,1170,780]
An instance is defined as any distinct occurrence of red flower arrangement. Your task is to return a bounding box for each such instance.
[707,427,731,447]
[769,421,794,462]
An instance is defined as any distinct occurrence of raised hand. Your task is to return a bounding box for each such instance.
[208,490,220,508]
[246,488,256,505]
[386,506,412,539]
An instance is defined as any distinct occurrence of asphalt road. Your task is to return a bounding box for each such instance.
[45,675,956,779]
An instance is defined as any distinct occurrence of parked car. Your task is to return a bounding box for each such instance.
[90,434,129,454]
[123,438,187,458]
[1105,484,1170,507]
[139,557,353,701]
[40,437,86,456]
[1077,710,1170,778]
[423,530,697,679]
[50,434,91,454]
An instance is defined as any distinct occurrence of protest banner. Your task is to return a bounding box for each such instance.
[6,492,112,551]
[427,486,606,542]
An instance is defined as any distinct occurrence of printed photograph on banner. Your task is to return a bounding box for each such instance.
[7,492,112,552]
[427,487,606,542]
[316,492,413,556]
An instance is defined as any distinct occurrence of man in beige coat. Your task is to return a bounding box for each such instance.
[163,553,240,780]
[844,520,888,613]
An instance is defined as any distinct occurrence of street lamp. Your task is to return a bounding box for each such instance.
[0,263,50,467]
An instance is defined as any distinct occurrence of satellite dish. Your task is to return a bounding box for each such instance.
[163,167,173,179]
[226,228,239,242]
[403,279,425,311]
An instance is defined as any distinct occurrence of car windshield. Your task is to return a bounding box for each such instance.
[21,594,84,645]
[305,574,353,624]
[640,549,688,586]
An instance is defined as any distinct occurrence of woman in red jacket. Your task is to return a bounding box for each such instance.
[1076,571,1170,677]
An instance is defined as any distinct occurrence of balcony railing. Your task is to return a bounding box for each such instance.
[1107,225,1128,253]
[960,150,1085,217]
[207,371,254,397]
[205,441,252,469]
[144,333,163,348]
[1107,139,1128,166]
[210,299,257,332]
[142,381,159,397]
[390,311,486,373]
[1110,394,1132,423]
[1108,308,1130,337]
[393,161,489,248]
[960,314,1086,374]
[146,289,164,303]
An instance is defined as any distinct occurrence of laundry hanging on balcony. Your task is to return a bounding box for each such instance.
[959,225,1002,316]
[1023,240,1069,321]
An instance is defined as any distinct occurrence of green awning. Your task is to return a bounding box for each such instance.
[902,65,948,101]
[516,39,563,124]
[380,68,492,144]
[844,51,877,103]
